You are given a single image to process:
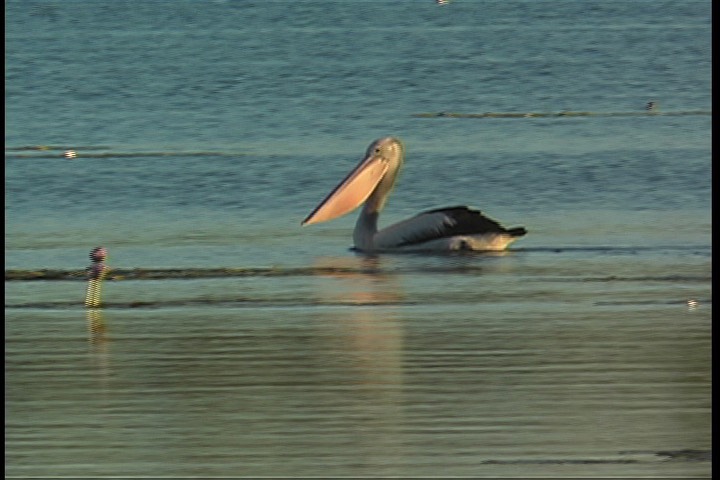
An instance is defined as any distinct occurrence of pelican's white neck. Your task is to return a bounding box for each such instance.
[352,163,399,251]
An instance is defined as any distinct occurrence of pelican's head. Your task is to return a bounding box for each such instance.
[302,137,404,226]
[364,136,404,163]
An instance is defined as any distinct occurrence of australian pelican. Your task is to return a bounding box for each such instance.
[301,137,526,252]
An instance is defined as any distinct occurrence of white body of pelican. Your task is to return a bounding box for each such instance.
[302,137,526,252]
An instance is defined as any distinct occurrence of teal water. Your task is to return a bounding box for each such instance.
[5,0,711,477]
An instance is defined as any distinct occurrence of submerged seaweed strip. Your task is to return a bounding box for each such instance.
[6,267,378,281]
[4,143,244,160]
[4,145,113,151]
[5,295,709,310]
[5,266,490,281]
[5,151,242,159]
[6,297,418,310]
[412,110,711,118]
[67,151,237,158]
[4,267,711,282]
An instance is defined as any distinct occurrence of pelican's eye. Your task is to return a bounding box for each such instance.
[376,150,390,163]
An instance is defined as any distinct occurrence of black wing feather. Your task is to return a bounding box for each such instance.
[397,206,526,247]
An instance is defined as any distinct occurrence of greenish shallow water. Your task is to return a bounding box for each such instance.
[5,250,711,477]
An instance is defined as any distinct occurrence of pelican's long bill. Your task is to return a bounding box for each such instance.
[301,150,389,226]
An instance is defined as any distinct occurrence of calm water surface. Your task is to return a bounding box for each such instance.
[5,0,711,477]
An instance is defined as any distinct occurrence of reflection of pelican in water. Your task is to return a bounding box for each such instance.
[307,256,408,470]
[314,256,400,306]
[313,256,404,384]
[302,137,526,252]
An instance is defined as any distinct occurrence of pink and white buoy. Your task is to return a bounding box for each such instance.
[85,247,109,307]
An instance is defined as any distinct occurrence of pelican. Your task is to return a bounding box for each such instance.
[301,137,527,252]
